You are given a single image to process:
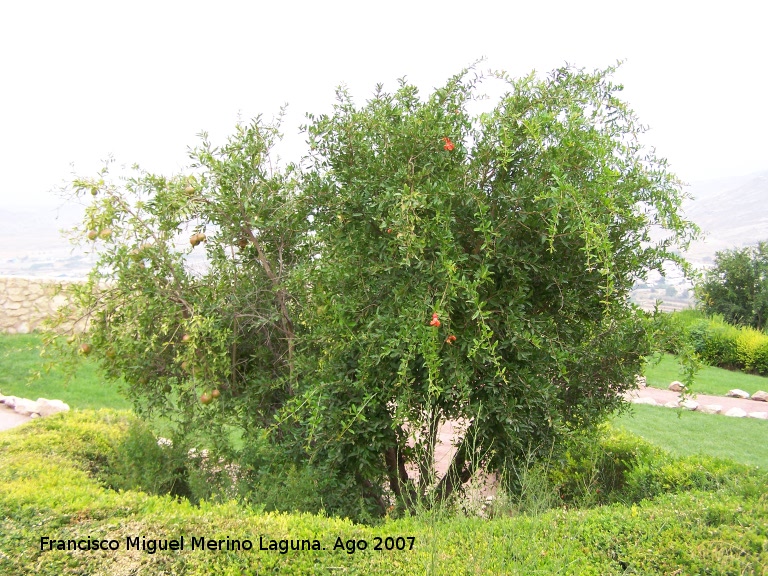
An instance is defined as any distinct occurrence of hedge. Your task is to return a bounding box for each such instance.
[668,310,768,375]
[1,410,766,574]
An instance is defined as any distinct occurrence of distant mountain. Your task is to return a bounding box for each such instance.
[629,169,768,311]
[1,170,766,280]
[0,203,93,279]
[682,170,768,266]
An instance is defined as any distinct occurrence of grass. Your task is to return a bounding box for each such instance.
[644,353,768,396]
[0,332,131,410]
[614,403,768,469]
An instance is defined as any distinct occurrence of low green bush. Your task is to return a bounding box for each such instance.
[667,309,707,332]
[736,326,768,372]
[1,410,221,505]
[754,337,768,375]
[698,316,741,367]
[663,311,768,375]
[236,438,382,522]
[548,427,656,506]
[101,418,194,500]
[1,410,766,574]
[622,454,743,502]
[547,425,751,509]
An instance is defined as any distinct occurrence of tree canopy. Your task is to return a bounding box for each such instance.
[696,242,768,330]
[54,64,698,517]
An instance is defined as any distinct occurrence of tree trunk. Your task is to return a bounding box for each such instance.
[432,424,476,505]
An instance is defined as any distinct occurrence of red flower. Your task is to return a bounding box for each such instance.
[442,137,455,151]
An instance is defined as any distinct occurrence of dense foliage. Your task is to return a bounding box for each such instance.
[663,310,768,375]
[696,241,768,330]
[52,64,697,516]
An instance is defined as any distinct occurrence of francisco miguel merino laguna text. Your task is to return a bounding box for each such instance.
[40,536,323,555]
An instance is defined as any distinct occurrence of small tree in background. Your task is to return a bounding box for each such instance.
[52,64,698,517]
[696,242,768,330]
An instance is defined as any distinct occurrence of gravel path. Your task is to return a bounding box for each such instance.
[0,403,32,431]
[628,386,768,415]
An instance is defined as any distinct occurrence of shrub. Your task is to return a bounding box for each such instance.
[671,309,707,331]
[234,432,381,521]
[735,326,768,373]
[549,427,661,506]
[3,410,766,574]
[752,338,768,376]
[509,425,754,511]
[685,315,740,368]
[705,319,741,368]
[49,64,698,518]
[671,311,768,375]
[102,419,193,499]
[685,318,710,356]
[622,454,744,502]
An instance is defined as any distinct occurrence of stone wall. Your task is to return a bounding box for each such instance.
[0,276,86,334]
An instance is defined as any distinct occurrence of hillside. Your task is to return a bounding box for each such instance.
[0,203,91,279]
[630,169,768,311]
[1,171,766,286]
[683,169,768,266]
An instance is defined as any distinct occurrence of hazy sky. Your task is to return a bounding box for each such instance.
[1,0,766,208]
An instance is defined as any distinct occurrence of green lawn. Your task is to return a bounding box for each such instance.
[614,403,768,469]
[644,353,768,396]
[0,333,131,410]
